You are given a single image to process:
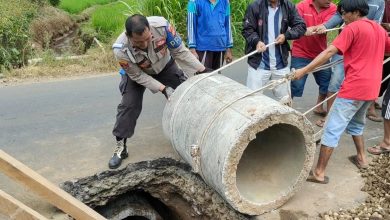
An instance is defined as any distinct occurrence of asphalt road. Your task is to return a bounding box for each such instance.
[0,59,384,219]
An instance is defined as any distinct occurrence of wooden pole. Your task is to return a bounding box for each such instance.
[0,150,106,220]
[0,189,48,220]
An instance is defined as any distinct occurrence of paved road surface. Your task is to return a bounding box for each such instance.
[0,60,384,219]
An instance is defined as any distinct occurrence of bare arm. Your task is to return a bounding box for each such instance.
[293,45,339,80]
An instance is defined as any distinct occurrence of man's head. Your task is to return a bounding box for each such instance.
[125,14,152,49]
[338,0,369,24]
[315,0,331,9]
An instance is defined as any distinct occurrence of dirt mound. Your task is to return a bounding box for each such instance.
[321,153,390,220]
[30,6,76,50]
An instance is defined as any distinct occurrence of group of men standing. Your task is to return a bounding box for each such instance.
[108,0,390,188]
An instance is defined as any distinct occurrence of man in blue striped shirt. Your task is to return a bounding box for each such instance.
[187,0,233,70]
[242,0,306,103]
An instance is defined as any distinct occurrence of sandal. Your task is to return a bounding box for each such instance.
[367,145,390,155]
[306,171,329,184]
[315,118,326,128]
[366,114,383,122]
[374,102,382,110]
[313,110,327,117]
[348,155,368,169]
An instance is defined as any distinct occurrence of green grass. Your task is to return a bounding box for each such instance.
[59,0,117,14]
[91,0,139,42]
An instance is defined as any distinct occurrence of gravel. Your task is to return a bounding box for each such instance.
[321,153,390,220]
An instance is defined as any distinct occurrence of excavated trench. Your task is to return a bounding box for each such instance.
[61,158,249,220]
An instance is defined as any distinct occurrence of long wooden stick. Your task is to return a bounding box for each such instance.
[0,189,48,220]
[0,150,106,220]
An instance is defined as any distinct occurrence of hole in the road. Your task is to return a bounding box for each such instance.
[95,190,177,220]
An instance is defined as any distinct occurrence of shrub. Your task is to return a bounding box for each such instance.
[0,0,38,72]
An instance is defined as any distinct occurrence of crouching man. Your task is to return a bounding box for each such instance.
[110,14,206,169]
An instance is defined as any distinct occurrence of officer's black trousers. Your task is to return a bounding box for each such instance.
[112,59,185,139]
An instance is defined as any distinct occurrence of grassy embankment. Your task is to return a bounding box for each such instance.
[3,0,341,81]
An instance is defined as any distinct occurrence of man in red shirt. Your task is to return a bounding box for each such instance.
[291,0,336,119]
[293,0,390,184]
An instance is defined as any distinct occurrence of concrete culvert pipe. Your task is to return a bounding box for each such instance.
[162,74,316,215]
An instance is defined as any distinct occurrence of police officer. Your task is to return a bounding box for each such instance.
[109,14,205,169]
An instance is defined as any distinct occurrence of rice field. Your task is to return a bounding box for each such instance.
[65,0,340,55]
[59,0,117,14]
[91,0,140,41]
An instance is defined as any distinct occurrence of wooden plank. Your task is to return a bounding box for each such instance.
[0,150,106,220]
[0,189,47,220]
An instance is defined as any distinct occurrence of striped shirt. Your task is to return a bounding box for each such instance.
[261,5,284,70]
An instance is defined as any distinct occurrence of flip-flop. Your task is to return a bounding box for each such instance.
[374,102,382,110]
[348,155,368,169]
[366,114,383,122]
[313,110,327,117]
[315,118,326,128]
[367,145,390,155]
[306,171,329,184]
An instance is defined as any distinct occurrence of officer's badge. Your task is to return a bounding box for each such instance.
[119,60,130,69]
[138,58,152,69]
[156,39,166,47]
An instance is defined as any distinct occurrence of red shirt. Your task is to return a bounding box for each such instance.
[333,19,390,100]
[292,0,336,59]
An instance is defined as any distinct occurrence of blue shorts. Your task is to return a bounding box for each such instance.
[290,57,331,97]
[321,97,371,148]
[328,54,345,93]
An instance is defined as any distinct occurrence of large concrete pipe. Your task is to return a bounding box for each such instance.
[162,74,315,215]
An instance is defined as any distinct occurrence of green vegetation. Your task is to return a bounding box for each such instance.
[88,0,253,56]
[0,0,38,72]
[91,0,138,42]
[59,0,116,14]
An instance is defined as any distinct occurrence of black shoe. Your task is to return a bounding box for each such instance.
[108,140,128,169]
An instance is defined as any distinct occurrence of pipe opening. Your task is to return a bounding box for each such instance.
[236,123,306,204]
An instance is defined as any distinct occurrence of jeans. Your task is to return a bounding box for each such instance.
[290,56,331,97]
[321,97,371,148]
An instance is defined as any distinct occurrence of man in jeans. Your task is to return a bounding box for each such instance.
[293,0,390,183]
[316,0,384,125]
[242,0,306,104]
[290,0,336,120]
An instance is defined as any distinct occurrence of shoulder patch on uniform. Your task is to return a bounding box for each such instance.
[147,16,167,27]
[119,60,131,69]
[165,22,182,49]
[112,43,124,49]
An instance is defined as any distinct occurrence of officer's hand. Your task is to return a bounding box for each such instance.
[256,41,266,53]
[190,48,199,59]
[162,86,175,100]
[196,67,213,74]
